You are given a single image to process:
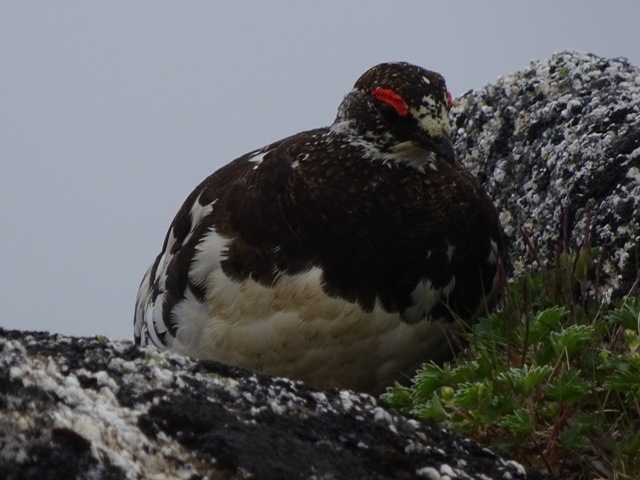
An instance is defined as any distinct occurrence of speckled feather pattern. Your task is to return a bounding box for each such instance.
[134,62,502,393]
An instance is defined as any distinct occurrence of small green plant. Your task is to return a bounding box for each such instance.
[383,225,640,479]
[557,66,570,79]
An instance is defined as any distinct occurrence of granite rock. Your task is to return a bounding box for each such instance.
[0,329,549,480]
[453,50,640,299]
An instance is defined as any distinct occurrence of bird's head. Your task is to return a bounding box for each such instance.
[331,62,455,167]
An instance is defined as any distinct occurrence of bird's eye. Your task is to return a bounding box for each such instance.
[372,87,408,117]
[379,101,402,121]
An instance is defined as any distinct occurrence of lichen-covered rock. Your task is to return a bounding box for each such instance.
[453,50,640,299]
[0,329,549,480]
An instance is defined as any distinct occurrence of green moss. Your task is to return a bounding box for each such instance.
[557,66,570,79]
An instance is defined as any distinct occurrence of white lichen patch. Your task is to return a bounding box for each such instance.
[1,337,201,479]
[418,466,442,479]
[452,51,640,299]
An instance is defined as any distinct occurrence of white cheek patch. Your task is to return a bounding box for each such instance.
[418,115,447,138]
[420,95,438,111]
[413,97,451,138]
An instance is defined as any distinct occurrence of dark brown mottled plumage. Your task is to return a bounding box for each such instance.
[135,62,502,393]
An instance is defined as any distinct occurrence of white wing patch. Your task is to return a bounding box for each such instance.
[402,246,456,323]
[188,227,229,287]
[404,276,456,323]
[134,195,219,348]
[181,195,215,247]
[146,297,168,348]
[134,263,170,349]
[247,151,270,170]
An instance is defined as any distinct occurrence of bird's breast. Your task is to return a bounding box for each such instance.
[170,263,457,394]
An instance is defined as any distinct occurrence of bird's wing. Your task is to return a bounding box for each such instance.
[134,131,325,346]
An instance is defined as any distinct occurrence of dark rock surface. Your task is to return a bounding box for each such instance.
[454,50,640,299]
[2,50,638,479]
[0,329,548,479]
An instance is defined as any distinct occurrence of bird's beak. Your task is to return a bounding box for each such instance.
[431,136,455,164]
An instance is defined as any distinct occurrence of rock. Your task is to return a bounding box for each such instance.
[0,329,549,479]
[4,50,638,479]
[453,50,640,299]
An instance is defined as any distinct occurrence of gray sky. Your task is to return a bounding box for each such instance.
[2,2,639,340]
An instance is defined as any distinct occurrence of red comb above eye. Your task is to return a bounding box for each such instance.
[372,87,409,117]
[446,91,453,110]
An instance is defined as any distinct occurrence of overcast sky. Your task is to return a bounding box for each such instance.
[2,2,639,341]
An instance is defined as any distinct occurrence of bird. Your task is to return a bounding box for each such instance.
[134,62,502,394]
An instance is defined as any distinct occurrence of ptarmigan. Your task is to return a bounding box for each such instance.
[134,62,502,394]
